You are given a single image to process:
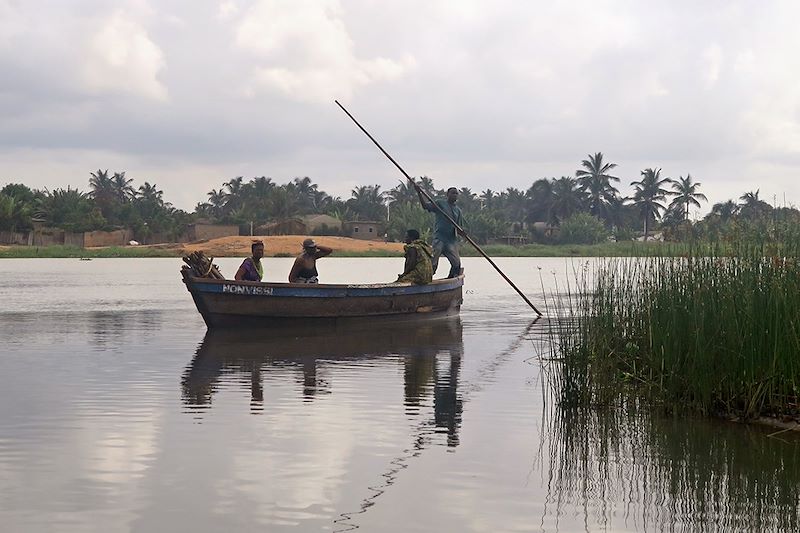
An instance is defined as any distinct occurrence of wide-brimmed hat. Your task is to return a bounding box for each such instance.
[302,238,317,249]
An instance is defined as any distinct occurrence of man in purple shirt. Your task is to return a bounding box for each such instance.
[235,241,264,281]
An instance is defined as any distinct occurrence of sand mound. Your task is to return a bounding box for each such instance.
[170,235,404,257]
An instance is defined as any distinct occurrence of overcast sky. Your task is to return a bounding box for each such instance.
[2,0,800,214]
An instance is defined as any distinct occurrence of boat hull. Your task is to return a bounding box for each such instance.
[182,271,464,328]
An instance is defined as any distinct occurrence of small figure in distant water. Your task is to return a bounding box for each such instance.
[289,238,332,283]
[416,184,464,278]
[234,240,264,281]
[396,229,433,285]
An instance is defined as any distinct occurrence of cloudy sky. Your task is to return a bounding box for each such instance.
[2,0,800,213]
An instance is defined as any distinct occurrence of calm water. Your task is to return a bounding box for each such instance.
[0,257,798,532]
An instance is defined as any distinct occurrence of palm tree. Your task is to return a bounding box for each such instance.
[89,169,115,216]
[348,185,387,221]
[223,176,245,212]
[549,177,584,224]
[111,172,135,203]
[136,182,163,204]
[630,168,672,240]
[292,176,319,212]
[194,202,215,219]
[458,187,477,212]
[0,194,31,232]
[575,152,620,223]
[270,186,299,221]
[739,189,760,207]
[738,189,770,220]
[525,178,554,223]
[243,176,276,220]
[36,187,105,232]
[479,189,496,210]
[417,176,437,195]
[206,189,228,219]
[669,174,707,221]
[604,195,632,232]
[389,181,418,205]
[249,176,275,198]
[711,200,739,222]
[313,191,335,212]
[500,187,527,224]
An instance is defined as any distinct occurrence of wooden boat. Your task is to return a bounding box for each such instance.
[181,268,464,328]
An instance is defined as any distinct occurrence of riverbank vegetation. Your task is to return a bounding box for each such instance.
[0,240,699,259]
[545,241,800,423]
[0,245,175,258]
[3,153,796,247]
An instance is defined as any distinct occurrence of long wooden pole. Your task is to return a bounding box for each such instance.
[335,100,542,316]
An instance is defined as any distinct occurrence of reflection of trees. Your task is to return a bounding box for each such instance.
[540,398,800,531]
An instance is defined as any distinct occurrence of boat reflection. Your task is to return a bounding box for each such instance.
[182,317,464,446]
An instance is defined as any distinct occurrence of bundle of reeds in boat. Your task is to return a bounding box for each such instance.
[182,250,224,279]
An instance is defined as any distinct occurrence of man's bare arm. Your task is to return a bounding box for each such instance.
[415,184,434,212]
[288,257,302,283]
[314,245,333,259]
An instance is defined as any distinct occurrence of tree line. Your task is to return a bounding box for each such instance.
[1,154,795,245]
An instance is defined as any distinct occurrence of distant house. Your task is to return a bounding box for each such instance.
[0,230,29,245]
[343,221,384,241]
[301,214,342,234]
[492,235,530,246]
[80,229,135,247]
[531,221,558,239]
[30,226,65,246]
[259,218,307,236]
[18,226,136,247]
[183,223,239,242]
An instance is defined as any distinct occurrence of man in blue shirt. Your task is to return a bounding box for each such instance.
[416,185,464,278]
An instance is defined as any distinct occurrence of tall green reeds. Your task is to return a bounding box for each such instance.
[548,242,800,419]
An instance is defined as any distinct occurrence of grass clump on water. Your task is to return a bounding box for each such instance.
[548,241,800,421]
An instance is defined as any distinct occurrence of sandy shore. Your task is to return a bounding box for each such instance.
[144,235,404,257]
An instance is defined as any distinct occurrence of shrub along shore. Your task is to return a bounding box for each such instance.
[0,240,706,259]
[545,242,800,427]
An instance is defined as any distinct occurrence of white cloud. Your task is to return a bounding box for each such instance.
[0,0,25,44]
[702,44,723,89]
[218,0,238,20]
[82,10,167,101]
[4,1,800,211]
[234,0,415,102]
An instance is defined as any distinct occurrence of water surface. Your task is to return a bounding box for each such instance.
[1,258,797,532]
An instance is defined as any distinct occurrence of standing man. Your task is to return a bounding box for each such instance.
[415,185,464,278]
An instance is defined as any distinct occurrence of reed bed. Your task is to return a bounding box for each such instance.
[547,243,800,420]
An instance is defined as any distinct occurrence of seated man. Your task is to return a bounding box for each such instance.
[234,240,265,281]
[396,229,433,285]
[289,238,332,284]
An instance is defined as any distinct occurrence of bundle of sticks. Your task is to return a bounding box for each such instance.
[182,250,224,279]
